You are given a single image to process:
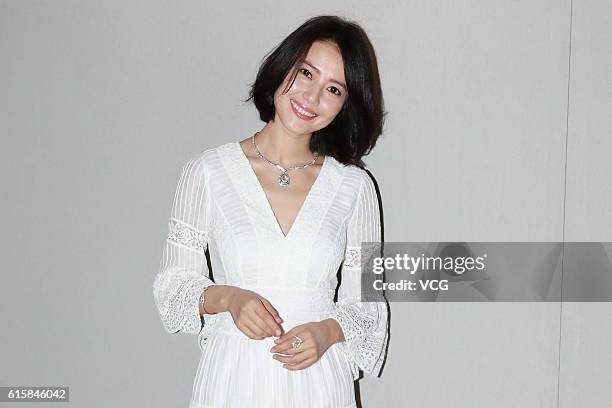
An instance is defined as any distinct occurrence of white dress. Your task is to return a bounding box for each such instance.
[153,142,389,408]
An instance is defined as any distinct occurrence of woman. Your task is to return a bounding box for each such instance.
[153,15,389,408]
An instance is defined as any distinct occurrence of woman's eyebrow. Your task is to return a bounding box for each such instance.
[303,60,347,90]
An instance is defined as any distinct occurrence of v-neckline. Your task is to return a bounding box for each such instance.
[234,141,328,240]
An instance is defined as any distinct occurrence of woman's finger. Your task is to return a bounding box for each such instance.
[273,328,309,350]
[259,297,283,324]
[284,357,314,371]
[273,326,299,345]
[254,304,282,337]
[270,337,303,354]
[273,349,309,365]
[248,313,273,338]
[237,322,257,339]
[242,318,268,339]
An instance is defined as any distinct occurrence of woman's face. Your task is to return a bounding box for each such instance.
[273,40,348,136]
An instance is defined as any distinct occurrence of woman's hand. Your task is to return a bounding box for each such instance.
[269,319,342,370]
[227,288,284,340]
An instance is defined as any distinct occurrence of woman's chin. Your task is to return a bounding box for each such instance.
[277,117,318,135]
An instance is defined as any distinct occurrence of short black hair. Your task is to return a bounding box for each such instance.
[246,15,386,167]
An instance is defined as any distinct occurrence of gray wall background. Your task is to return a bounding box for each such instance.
[1,1,610,407]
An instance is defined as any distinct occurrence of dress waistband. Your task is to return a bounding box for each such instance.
[238,286,336,313]
[203,286,337,340]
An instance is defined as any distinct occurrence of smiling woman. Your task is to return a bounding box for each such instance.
[248,15,385,167]
[274,41,348,130]
[153,15,389,408]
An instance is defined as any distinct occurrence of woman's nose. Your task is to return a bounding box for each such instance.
[303,88,320,105]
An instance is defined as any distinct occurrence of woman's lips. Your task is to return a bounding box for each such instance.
[290,99,318,121]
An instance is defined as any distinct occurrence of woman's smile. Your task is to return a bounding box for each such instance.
[290,99,318,120]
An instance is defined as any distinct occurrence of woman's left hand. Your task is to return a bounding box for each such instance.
[270,321,338,370]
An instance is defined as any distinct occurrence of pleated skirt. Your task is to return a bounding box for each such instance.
[189,314,356,408]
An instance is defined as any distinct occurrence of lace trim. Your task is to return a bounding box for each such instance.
[198,311,223,348]
[325,297,389,380]
[168,218,208,253]
[153,270,217,335]
[343,244,382,269]
[344,247,361,268]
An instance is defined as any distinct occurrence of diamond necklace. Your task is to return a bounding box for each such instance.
[251,132,319,187]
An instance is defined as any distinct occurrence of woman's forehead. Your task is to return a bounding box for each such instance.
[303,41,346,81]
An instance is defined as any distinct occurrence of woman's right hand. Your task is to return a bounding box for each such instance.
[227,288,284,340]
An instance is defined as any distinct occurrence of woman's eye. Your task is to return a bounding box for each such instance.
[328,87,341,96]
[300,68,312,78]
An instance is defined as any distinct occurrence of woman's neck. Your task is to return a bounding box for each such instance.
[254,122,317,165]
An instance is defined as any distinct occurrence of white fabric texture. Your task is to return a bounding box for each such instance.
[153,142,389,408]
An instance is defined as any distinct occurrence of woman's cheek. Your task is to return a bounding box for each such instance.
[327,100,344,117]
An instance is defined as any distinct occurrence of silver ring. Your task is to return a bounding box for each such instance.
[291,335,303,349]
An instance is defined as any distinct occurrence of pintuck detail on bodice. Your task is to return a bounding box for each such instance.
[153,142,389,382]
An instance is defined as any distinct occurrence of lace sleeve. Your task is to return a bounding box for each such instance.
[327,171,389,380]
[153,155,221,337]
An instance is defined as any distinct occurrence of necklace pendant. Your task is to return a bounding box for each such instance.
[278,171,290,187]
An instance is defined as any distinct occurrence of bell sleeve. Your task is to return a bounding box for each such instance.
[153,155,221,336]
[327,171,389,380]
